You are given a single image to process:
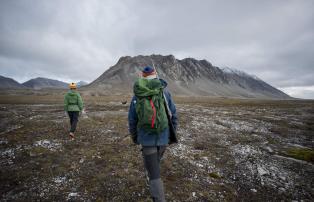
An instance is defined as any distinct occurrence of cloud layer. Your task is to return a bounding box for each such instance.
[0,0,313,98]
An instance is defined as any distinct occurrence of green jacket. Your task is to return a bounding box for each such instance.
[64,90,84,112]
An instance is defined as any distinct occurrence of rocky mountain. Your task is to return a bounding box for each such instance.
[0,75,26,89]
[87,54,290,99]
[23,77,68,90]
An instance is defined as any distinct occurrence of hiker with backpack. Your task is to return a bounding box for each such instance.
[64,82,84,139]
[128,66,178,202]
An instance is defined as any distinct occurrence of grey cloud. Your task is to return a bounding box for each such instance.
[0,0,313,97]
[279,86,314,99]
[131,0,314,88]
[0,0,137,82]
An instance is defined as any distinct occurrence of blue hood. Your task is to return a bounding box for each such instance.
[159,78,168,88]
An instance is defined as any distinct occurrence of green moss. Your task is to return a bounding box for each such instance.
[286,148,314,163]
[267,137,279,145]
[193,140,207,151]
[209,172,221,179]
[29,147,48,156]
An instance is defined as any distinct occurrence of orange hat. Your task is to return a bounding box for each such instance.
[69,82,77,89]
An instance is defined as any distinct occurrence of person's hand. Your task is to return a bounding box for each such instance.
[65,111,68,117]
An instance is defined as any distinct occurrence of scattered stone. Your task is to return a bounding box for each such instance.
[250,189,257,193]
[67,192,79,199]
[257,166,268,176]
[34,140,62,151]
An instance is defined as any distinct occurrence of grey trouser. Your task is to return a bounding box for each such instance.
[142,146,166,202]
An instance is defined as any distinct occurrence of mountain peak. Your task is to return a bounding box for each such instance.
[117,56,132,64]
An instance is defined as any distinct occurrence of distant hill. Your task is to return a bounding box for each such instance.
[0,75,26,89]
[86,54,290,99]
[77,81,88,88]
[23,77,68,90]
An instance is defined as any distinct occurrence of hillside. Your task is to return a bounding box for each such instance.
[23,77,68,90]
[0,75,26,89]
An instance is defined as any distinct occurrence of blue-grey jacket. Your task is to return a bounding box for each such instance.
[128,79,178,146]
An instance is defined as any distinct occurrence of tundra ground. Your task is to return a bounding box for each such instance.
[0,95,313,201]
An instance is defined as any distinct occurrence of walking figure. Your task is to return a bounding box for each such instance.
[128,66,178,202]
[64,82,84,139]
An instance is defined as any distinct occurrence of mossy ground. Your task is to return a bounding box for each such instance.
[0,94,313,201]
[285,148,314,163]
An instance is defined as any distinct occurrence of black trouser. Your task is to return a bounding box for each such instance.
[68,111,79,132]
[142,146,166,202]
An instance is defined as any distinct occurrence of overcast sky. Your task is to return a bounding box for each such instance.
[0,0,313,98]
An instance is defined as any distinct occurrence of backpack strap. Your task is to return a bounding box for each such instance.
[149,98,156,128]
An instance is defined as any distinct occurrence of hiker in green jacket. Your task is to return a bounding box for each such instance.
[64,82,84,139]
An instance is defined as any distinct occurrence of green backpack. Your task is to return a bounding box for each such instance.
[134,78,169,133]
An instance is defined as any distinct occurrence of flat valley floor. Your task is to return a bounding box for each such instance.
[0,95,313,201]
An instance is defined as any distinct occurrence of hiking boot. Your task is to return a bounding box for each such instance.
[69,132,75,140]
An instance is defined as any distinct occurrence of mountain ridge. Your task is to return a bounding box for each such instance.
[22,77,68,90]
[86,54,290,99]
